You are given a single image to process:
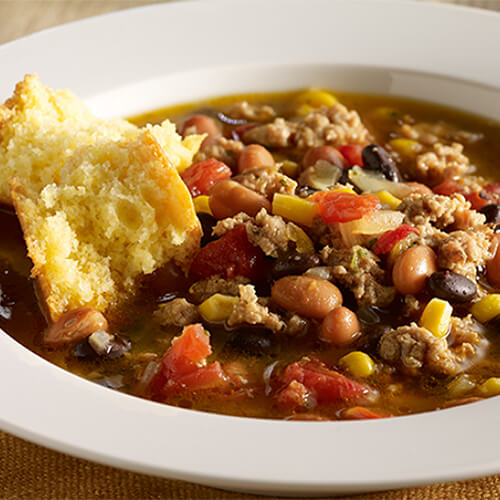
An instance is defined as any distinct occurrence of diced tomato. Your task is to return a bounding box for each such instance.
[338,145,364,167]
[279,357,370,406]
[342,406,390,420]
[150,324,227,399]
[372,224,419,255]
[189,224,264,280]
[181,158,232,198]
[312,191,381,223]
[277,380,317,410]
[464,191,490,211]
[432,178,463,196]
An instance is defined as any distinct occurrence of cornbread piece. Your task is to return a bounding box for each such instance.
[0,75,202,204]
[10,131,202,322]
[0,74,136,204]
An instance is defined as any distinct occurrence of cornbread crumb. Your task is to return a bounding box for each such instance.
[11,131,202,321]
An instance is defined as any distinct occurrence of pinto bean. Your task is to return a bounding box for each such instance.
[405,182,433,196]
[392,245,438,295]
[181,114,221,141]
[319,306,361,346]
[271,276,342,319]
[44,307,108,347]
[302,146,346,169]
[209,179,271,219]
[238,144,275,173]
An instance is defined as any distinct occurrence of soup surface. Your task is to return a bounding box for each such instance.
[3,88,500,420]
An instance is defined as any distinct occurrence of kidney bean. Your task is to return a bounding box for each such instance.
[362,144,400,182]
[226,328,273,356]
[427,270,477,303]
[302,146,347,169]
[319,306,361,346]
[271,276,342,319]
[238,144,275,173]
[44,307,108,347]
[392,245,438,295]
[209,180,271,219]
[487,234,500,288]
[271,252,321,279]
[479,204,500,224]
[181,114,221,142]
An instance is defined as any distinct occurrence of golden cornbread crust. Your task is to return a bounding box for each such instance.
[11,131,202,322]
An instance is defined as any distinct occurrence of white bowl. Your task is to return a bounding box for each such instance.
[1,0,500,496]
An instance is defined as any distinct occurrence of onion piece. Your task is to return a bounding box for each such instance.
[338,210,405,247]
[263,360,279,396]
[348,166,412,198]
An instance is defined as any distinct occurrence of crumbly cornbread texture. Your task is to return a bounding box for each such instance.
[11,131,202,322]
[0,74,203,204]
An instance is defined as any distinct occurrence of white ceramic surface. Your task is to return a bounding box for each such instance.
[1,0,500,495]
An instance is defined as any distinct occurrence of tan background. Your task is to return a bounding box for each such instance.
[1,0,500,498]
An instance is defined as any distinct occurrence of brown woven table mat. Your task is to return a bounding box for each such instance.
[1,1,500,498]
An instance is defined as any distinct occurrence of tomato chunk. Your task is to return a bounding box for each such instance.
[338,145,363,167]
[181,158,232,198]
[279,357,370,406]
[342,406,390,420]
[312,191,381,223]
[433,178,494,210]
[372,224,419,255]
[189,225,264,280]
[150,324,227,399]
[433,178,462,196]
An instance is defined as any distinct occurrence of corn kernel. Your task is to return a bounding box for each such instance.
[280,159,300,178]
[329,187,357,195]
[193,195,213,215]
[479,377,500,397]
[471,294,500,323]
[294,89,338,111]
[198,294,238,322]
[285,224,315,254]
[419,298,453,338]
[272,193,319,227]
[374,190,402,210]
[388,138,423,157]
[339,351,375,378]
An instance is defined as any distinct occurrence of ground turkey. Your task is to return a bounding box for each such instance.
[243,103,371,150]
[188,276,250,304]
[321,245,395,307]
[226,101,276,122]
[398,192,485,230]
[213,209,308,258]
[154,298,200,327]
[227,285,285,332]
[192,136,244,168]
[233,165,297,199]
[437,227,494,283]
[414,142,471,186]
[379,316,487,376]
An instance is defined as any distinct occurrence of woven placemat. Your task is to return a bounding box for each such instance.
[2,430,500,500]
[1,1,500,499]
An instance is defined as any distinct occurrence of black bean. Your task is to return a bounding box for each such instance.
[72,338,96,360]
[337,166,351,186]
[296,185,318,198]
[226,329,273,356]
[427,271,477,303]
[107,335,132,360]
[479,204,500,224]
[362,144,400,182]
[271,252,321,279]
[198,212,217,246]
[357,305,381,325]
